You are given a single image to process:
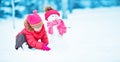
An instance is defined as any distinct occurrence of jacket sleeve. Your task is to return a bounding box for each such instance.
[41,25,49,45]
[23,30,44,49]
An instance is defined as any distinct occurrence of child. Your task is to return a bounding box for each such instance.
[44,6,67,36]
[15,10,50,51]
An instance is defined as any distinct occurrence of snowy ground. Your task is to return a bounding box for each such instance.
[0,7,120,62]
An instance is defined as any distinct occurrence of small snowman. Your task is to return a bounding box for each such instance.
[44,6,67,36]
[44,6,67,52]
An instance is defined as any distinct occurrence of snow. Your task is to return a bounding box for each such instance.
[0,7,120,62]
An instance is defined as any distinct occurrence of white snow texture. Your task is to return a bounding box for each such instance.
[0,7,120,62]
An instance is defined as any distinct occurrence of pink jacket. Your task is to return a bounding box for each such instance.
[19,25,49,50]
[47,19,67,36]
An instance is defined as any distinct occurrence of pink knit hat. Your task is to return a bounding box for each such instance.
[27,10,42,25]
[45,9,60,21]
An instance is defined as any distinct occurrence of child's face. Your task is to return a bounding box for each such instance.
[47,14,59,22]
[31,22,43,32]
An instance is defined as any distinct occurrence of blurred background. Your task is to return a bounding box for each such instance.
[0,0,120,62]
[0,0,120,19]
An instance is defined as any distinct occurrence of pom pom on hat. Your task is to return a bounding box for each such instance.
[27,10,42,25]
[45,9,60,21]
[33,10,37,14]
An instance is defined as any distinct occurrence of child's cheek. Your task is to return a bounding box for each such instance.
[34,27,42,32]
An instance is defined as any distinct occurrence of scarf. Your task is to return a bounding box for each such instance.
[47,19,66,36]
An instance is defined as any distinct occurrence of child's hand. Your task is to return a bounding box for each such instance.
[42,44,51,51]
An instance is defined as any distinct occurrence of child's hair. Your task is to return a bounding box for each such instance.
[24,19,34,31]
[44,6,53,12]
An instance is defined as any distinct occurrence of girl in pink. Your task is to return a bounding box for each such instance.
[15,10,50,51]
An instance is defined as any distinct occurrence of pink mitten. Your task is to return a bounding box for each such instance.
[42,44,51,51]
